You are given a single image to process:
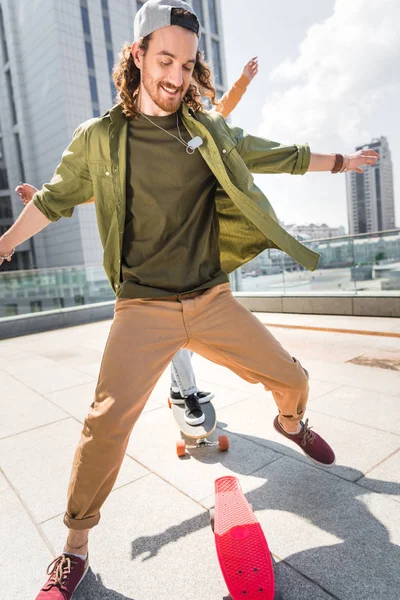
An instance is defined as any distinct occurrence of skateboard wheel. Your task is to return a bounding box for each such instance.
[167,397,172,409]
[218,435,229,452]
[176,440,186,457]
[209,508,215,532]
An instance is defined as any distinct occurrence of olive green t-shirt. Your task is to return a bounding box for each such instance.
[120,111,228,298]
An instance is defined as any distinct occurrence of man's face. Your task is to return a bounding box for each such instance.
[133,25,198,115]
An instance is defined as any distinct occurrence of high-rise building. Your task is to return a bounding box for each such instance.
[346,136,396,235]
[0,0,227,271]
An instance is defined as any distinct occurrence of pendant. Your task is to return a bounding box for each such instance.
[187,136,203,152]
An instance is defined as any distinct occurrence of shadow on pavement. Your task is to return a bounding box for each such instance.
[75,569,136,600]
[129,429,400,599]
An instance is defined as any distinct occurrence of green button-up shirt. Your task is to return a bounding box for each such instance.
[33,103,319,295]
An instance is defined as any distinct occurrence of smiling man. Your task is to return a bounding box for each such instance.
[0,1,379,597]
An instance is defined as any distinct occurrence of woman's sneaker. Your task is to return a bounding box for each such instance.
[273,417,335,467]
[36,553,89,599]
[169,389,214,405]
[184,393,205,425]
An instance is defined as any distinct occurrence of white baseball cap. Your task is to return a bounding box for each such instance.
[134,0,201,42]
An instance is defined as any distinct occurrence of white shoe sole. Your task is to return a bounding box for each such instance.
[184,414,205,426]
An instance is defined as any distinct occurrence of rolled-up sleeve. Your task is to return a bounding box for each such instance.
[228,125,311,175]
[33,125,93,222]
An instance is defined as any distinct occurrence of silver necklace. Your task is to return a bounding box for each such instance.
[137,110,202,154]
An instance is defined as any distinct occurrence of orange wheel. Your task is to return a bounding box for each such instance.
[218,435,229,452]
[167,397,172,409]
[176,440,186,457]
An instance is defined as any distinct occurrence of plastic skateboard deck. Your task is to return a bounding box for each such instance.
[168,399,229,457]
[213,476,275,599]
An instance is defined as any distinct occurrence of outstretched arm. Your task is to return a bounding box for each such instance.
[215,57,258,119]
[227,123,379,175]
[1,124,93,267]
[0,202,50,265]
[308,151,378,173]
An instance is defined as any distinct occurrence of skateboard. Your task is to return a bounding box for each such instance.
[210,476,277,600]
[167,397,229,457]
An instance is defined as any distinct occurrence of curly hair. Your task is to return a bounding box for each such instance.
[113,15,217,118]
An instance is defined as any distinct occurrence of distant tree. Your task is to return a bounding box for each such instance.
[375,251,386,263]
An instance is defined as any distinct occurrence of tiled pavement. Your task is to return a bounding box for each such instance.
[1,313,399,600]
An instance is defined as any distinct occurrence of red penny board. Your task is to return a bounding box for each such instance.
[214,476,275,599]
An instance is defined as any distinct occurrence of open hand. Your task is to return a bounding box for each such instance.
[243,57,258,82]
[348,149,379,173]
[15,183,38,205]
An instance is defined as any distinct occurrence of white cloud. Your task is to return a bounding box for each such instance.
[259,0,400,149]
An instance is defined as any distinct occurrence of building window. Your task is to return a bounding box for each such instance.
[14,133,25,181]
[85,41,95,70]
[0,196,12,218]
[0,166,9,189]
[5,303,18,316]
[5,70,18,125]
[103,15,112,44]
[211,39,222,85]
[375,168,382,231]
[53,298,65,309]
[101,0,117,101]
[89,75,99,105]
[30,301,42,313]
[0,5,9,63]
[80,4,91,35]
[81,1,100,117]
[193,0,204,26]
[208,0,218,34]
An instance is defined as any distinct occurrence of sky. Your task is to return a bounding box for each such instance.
[220,0,400,231]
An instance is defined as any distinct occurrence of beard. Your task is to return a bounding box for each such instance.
[141,68,188,113]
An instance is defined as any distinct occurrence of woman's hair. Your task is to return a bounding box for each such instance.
[112,11,217,118]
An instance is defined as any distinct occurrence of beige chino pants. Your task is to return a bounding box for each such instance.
[64,283,308,530]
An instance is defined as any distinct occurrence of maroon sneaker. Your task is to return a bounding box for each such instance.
[274,416,335,467]
[36,553,89,599]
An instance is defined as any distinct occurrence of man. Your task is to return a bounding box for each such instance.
[15,55,259,426]
[0,1,378,597]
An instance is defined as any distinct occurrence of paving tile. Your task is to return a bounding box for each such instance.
[357,450,400,504]
[273,560,336,600]
[254,312,400,335]
[126,406,280,503]
[307,379,342,401]
[217,394,400,481]
[310,386,400,435]
[302,358,400,395]
[213,457,400,600]
[0,488,53,599]
[196,379,254,410]
[41,475,228,600]
[0,419,149,524]
[0,370,67,439]
[40,344,103,376]
[3,355,94,394]
[0,470,9,493]
[45,364,170,423]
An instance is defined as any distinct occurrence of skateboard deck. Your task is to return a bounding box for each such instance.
[212,476,275,599]
[168,399,229,457]
[171,399,217,438]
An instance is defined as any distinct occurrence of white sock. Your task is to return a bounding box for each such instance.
[279,421,302,435]
[171,386,180,393]
[65,551,88,561]
[287,426,302,435]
